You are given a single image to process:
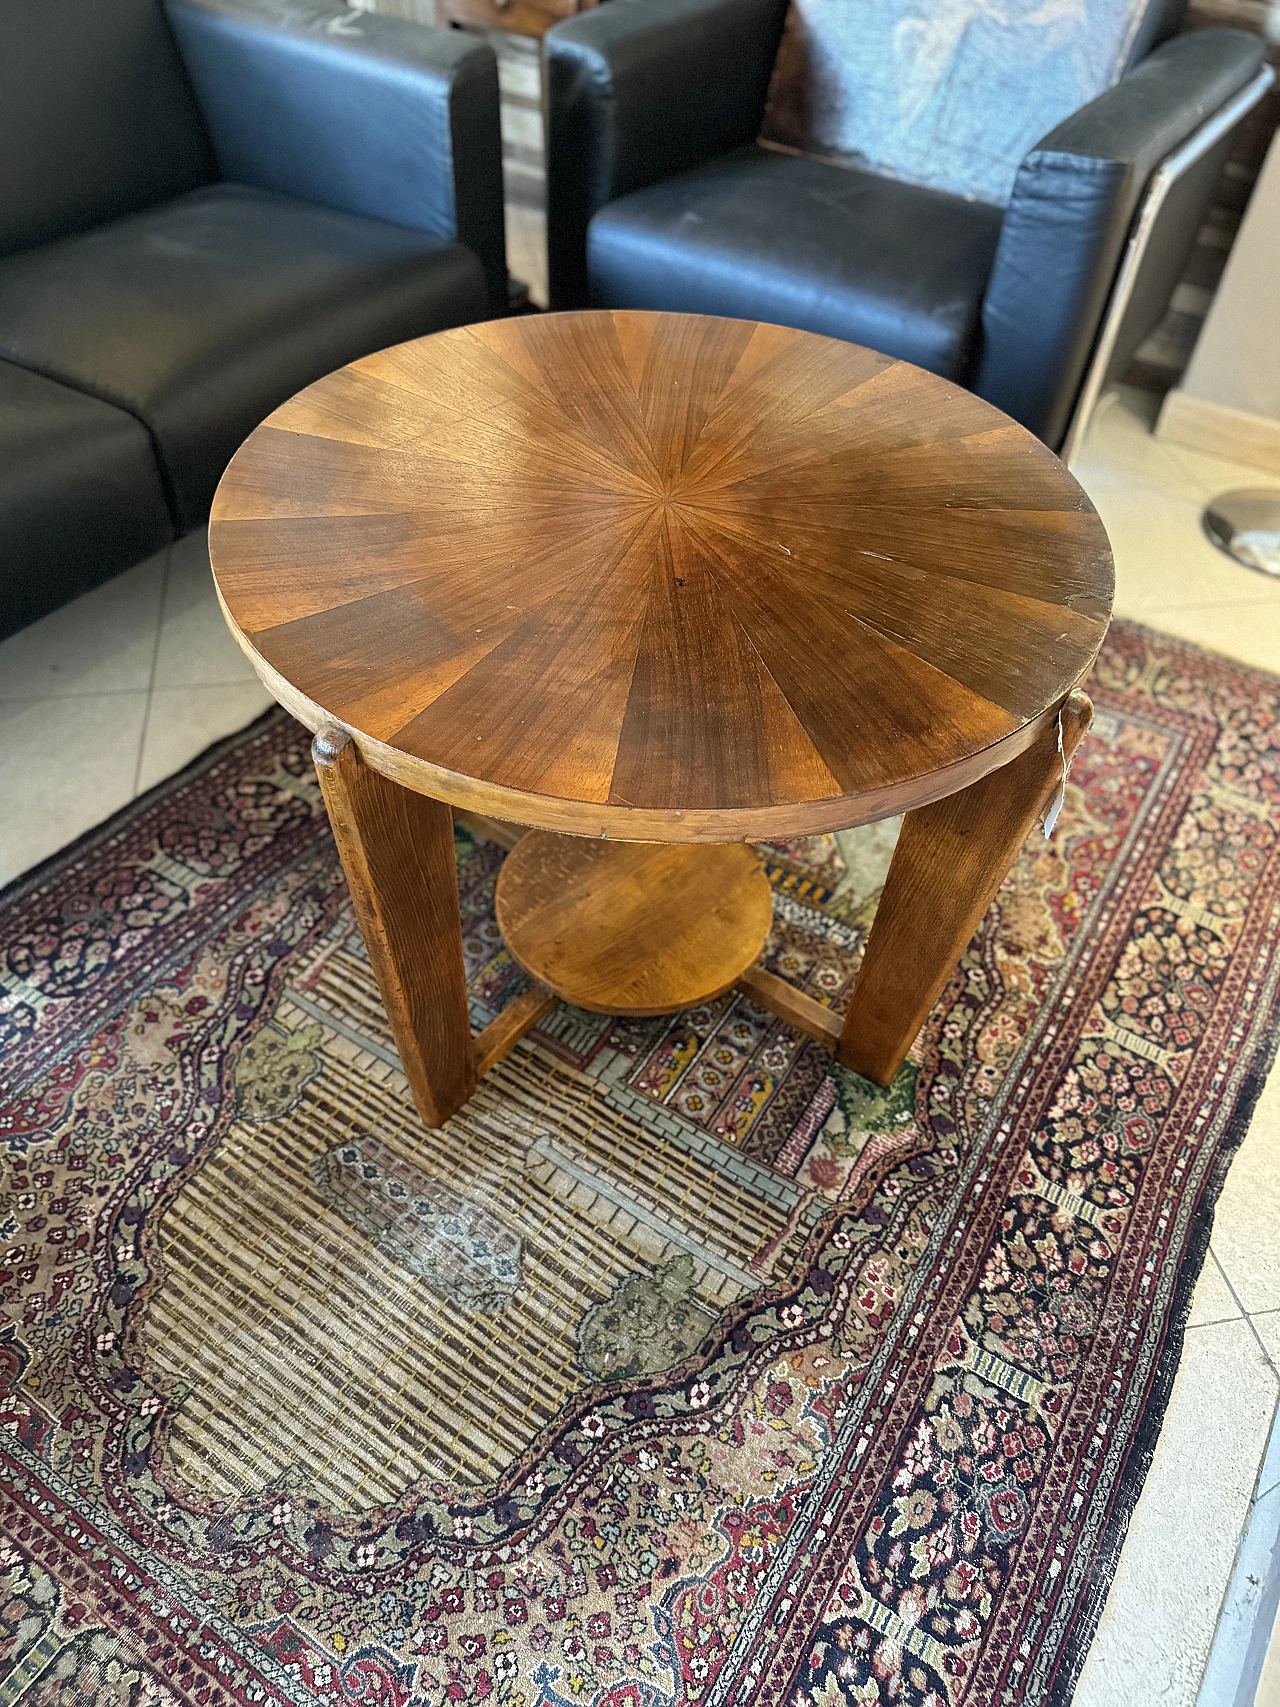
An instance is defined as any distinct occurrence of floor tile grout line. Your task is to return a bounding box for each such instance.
[131,545,172,798]
[1080,466,1280,511]
[0,687,159,707]
[148,677,261,696]
[1248,1386,1280,1513]
[0,677,256,709]
[1079,390,1280,501]
[1120,593,1280,615]
[1073,469,1268,510]
[1120,592,1280,617]
[1164,438,1280,500]
[0,665,257,706]
[1213,1249,1280,1388]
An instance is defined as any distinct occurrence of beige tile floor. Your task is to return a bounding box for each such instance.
[0,274,1279,1700]
[0,528,273,885]
[1067,390,1280,1707]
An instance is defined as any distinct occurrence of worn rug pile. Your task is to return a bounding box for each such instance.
[1,620,1278,1707]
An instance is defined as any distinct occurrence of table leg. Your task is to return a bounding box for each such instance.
[312,727,475,1126]
[837,691,1093,1087]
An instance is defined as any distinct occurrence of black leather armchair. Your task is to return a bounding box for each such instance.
[545,0,1270,453]
[0,0,506,640]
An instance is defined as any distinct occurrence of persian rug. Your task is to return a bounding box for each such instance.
[1,620,1278,1707]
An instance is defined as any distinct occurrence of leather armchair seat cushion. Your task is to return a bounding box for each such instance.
[0,183,489,533]
[587,145,1005,383]
[0,362,172,641]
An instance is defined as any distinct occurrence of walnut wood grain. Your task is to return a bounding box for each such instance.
[312,727,475,1126]
[737,965,844,1050]
[211,312,1113,844]
[494,833,775,1015]
[472,983,557,1078]
[838,690,1095,1086]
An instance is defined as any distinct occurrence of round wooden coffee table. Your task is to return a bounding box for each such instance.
[209,311,1112,1127]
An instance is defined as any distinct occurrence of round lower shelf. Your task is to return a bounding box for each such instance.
[494,832,774,1016]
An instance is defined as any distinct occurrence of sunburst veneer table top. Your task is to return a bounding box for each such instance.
[209,311,1113,844]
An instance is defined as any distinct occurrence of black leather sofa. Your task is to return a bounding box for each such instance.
[0,0,505,641]
[544,0,1268,452]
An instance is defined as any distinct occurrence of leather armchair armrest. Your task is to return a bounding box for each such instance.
[165,0,507,312]
[975,28,1266,449]
[544,0,789,308]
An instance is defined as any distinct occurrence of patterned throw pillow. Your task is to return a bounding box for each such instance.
[761,0,1153,207]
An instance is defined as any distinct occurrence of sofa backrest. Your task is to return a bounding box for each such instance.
[0,0,217,258]
[760,0,1187,208]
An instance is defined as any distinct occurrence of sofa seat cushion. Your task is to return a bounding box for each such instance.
[0,183,489,532]
[0,361,172,641]
[588,145,1005,384]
